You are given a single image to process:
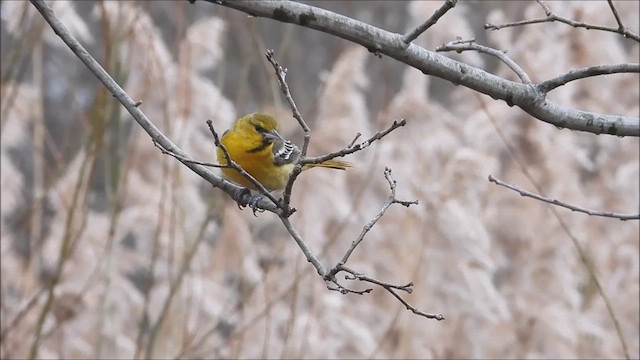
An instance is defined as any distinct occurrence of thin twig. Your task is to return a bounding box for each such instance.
[484,0,639,42]
[319,168,442,320]
[279,217,327,277]
[402,0,457,45]
[152,140,226,168]
[347,132,362,148]
[478,95,631,359]
[327,279,373,295]
[436,38,532,84]
[606,0,624,31]
[28,0,280,216]
[264,50,309,211]
[337,167,417,267]
[538,63,640,93]
[339,266,445,321]
[488,174,640,221]
[300,119,407,166]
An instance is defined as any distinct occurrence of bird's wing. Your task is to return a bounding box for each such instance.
[272,140,300,166]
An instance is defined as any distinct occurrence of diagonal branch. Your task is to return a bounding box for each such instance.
[488,175,640,221]
[538,63,640,93]
[436,38,532,84]
[336,167,417,266]
[402,0,457,46]
[30,0,281,215]
[264,51,308,212]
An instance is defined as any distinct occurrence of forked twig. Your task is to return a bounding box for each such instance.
[322,168,444,321]
[300,119,407,167]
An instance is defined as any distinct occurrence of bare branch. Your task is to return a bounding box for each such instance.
[327,279,373,295]
[436,38,532,84]
[313,168,442,320]
[204,0,639,136]
[488,174,640,221]
[402,0,457,45]
[538,63,640,93]
[264,50,310,148]
[301,119,407,166]
[152,140,225,168]
[347,132,362,148]
[606,0,625,32]
[339,266,445,321]
[337,167,417,266]
[279,217,328,277]
[264,50,308,211]
[484,0,640,42]
[479,97,631,360]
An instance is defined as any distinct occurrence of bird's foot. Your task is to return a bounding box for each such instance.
[233,187,265,216]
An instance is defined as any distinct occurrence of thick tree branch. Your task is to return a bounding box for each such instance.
[202,0,639,137]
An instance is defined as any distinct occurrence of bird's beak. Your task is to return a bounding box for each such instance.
[263,129,286,142]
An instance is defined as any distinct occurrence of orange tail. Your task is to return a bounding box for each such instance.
[303,159,351,171]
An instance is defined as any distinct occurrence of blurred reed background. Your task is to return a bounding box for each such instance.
[1,1,638,358]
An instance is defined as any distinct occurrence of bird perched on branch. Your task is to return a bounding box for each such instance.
[217,113,350,192]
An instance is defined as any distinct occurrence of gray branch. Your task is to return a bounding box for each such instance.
[205,0,639,137]
[489,175,640,221]
[30,0,281,215]
[436,38,532,84]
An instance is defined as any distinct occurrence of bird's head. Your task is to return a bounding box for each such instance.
[235,113,286,145]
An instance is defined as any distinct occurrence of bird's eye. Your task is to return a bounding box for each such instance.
[254,125,266,133]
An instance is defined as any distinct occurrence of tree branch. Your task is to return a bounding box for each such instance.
[336,167,418,266]
[264,50,308,212]
[436,38,532,84]
[321,168,444,321]
[402,0,457,45]
[202,0,639,137]
[484,0,640,42]
[538,63,640,93]
[300,119,407,167]
[488,175,640,221]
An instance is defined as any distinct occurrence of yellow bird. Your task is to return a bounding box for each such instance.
[217,113,350,191]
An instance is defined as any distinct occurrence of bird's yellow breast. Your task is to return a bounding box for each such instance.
[217,130,292,191]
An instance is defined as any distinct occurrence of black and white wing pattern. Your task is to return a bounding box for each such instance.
[272,139,301,166]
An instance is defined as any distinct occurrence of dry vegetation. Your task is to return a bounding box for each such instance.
[1,1,639,359]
